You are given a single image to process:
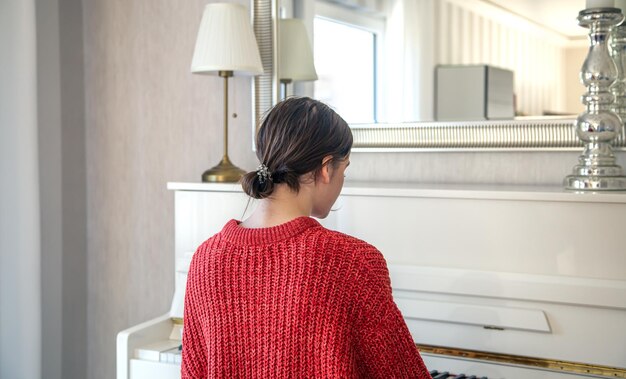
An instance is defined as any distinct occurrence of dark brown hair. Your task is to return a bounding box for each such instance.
[241,97,352,199]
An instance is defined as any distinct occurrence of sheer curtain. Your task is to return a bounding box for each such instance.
[298,0,436,122]
[382,0,435,122]
[0,0,42,378]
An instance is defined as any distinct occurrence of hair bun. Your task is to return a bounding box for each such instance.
[241,170,275,199]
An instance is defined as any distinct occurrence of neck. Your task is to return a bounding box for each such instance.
[241,184,314,228]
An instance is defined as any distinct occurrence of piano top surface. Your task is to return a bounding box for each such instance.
[167,181,626,203]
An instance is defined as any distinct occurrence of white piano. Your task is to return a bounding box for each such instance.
[117,182,626,379]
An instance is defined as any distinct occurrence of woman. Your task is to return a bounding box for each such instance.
[182,97,431,378]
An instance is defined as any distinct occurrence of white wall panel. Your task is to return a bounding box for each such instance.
[436,0,568,116]
[0,1,42,378]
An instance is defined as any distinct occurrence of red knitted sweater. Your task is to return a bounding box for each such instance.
[181,216,431,378]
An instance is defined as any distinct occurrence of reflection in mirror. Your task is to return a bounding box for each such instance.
[314,14,379,123]
[254,0,626,150]
[282,0,587,123]
[278,18,318,99]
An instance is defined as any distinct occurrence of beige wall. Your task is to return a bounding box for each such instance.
[81,2,626,379]
[83,0,257,377]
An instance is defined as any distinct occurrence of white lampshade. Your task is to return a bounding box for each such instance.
[191,3,263,75]
[279,19,318,82]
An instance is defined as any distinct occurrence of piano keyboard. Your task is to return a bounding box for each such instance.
[158,348,182,365]
[133,340,182,365]
[430,370,488,379]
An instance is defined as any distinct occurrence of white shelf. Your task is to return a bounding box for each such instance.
[167,182,242,192]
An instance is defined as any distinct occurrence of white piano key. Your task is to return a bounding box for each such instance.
[134,340,180,362]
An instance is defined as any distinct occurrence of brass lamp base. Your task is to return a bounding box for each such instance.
[202,156,245,182]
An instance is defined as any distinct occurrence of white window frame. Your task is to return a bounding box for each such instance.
[313,0,386,122]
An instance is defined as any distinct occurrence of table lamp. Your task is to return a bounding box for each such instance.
[279,18,318,99]
[191,3,263,182]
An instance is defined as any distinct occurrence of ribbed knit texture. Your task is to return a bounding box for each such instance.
[181,216,431,378]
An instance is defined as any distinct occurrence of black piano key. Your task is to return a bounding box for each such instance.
[427,369,487,379]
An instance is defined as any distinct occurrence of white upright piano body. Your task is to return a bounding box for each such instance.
[117,182,626,379]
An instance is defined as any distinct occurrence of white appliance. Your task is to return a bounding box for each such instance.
[435,65,515,121]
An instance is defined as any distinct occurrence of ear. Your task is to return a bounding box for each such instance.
[318,155,334,184]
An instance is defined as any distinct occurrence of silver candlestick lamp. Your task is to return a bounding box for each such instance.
[611,15,626,123]
[565,7,626,190]
[610,6,626,146]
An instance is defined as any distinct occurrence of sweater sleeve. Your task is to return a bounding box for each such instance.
[352,246,432,379]
[181,252,208,379]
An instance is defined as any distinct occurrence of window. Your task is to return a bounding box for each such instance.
[313,2,384,124]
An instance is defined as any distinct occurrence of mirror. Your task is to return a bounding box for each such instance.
[251,0,615,150]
